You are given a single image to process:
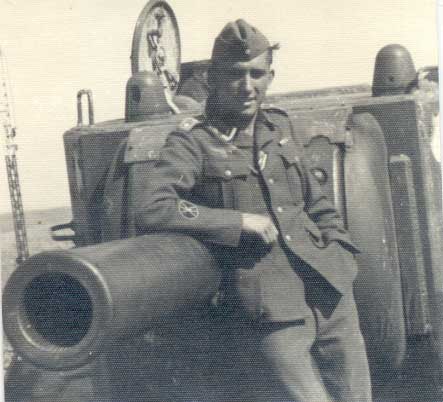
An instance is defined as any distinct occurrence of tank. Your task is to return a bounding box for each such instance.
[2,1,442,401]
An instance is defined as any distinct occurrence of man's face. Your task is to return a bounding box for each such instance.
[211,51,274,122]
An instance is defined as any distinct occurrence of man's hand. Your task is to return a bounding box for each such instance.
[241,213,279,244]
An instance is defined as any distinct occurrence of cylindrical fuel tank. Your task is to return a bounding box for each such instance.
[3,234,220,371]
[346,112,406,379]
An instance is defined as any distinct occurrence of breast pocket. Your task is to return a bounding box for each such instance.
[278,145,305,205]
[204,157,250,180]
[202,157,250,209]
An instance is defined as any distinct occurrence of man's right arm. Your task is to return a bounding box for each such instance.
[135,129,245,247]
[135,129,278,246]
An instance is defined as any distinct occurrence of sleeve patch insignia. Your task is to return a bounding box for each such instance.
[178,200,199,219]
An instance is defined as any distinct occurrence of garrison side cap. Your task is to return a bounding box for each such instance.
[211,19,279,66]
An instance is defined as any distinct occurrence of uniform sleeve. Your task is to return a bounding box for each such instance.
[134,130,243,247]
[301,156,360,254]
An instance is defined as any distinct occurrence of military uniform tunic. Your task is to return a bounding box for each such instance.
[135,107,359,322]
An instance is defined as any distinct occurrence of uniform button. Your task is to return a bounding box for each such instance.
[268,178,275,184]
[225,170,232,177]
[285,234,292,241]
[276,206,283,213]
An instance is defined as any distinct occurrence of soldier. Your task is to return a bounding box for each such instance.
[135,19,372,402]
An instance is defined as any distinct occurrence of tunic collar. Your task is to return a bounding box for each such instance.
[203,107,279,148]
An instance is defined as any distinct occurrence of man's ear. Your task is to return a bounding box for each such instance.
[268,69,275,84]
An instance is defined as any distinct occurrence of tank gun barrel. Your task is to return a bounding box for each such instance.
[2,234,220,371]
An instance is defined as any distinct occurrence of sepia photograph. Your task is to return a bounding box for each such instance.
[0,0,441,401]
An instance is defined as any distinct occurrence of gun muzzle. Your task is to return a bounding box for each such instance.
[3,234,220,371]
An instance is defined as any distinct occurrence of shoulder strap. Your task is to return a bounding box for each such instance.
[260,103,289,116]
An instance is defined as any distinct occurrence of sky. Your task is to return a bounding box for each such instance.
[0,0,440,214]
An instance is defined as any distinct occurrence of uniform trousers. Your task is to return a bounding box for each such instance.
[212,264,372,402]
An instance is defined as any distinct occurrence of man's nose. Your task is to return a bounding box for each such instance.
[241,73,254,93]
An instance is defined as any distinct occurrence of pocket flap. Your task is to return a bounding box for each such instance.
[204,157,250,179]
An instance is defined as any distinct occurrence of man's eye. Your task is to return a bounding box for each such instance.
[251,70,266,79]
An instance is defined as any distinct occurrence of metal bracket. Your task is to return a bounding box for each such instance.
[77,89,95,126]
[50,221,77,242]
